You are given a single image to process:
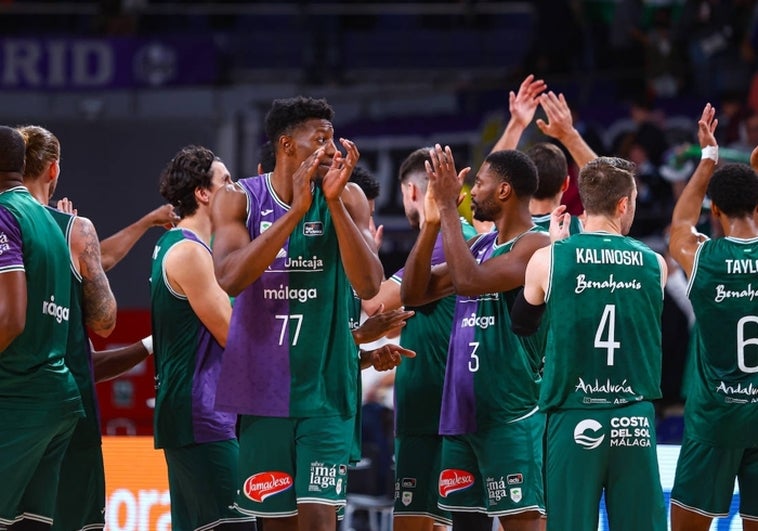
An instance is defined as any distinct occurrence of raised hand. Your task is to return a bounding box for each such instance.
[509,74,547,129]
[321,138,360,201]
[536,91,576,141]
[291,147,325,215]
[56,197,77,215]
[425,144,471,211]
[697,103,718,149]
[548,204,571,242]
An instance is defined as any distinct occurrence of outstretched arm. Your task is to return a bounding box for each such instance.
[669,103,718,278]
[491,74,547,152]
[100,204,179,272]
[93,338,151,382]
[537,91,598,168]
[73,216,117,337]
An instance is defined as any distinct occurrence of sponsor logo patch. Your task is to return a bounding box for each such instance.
[438,469,475,498]
[402,491,413,506]
[573,419,605,450]
[303,221,324,236]
[401,478,416,489]
[243,471,293,502]
[506,473,523,485]
[510,487,522,503]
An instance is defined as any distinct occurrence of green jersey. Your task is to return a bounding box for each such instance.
[391,219,478,435]
[532,213,583,235]
[47,207,101,448]
[216,175,358,417]
[685,237,758,447]
[151,228,237,448]
[0,187,81,413]
[540,232,664,411]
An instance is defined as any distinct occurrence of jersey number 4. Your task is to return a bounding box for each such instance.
[595,304,620,366]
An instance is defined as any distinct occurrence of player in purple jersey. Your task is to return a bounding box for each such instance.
[212,97,383,531]
[402,145,549,531]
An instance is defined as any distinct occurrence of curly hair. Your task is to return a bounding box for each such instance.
[16,125,59,179]
[485,149,539,198]
[159,145,217,218]
[708,163,758,218]
[349,166,380,201]
[264,96,334,146]
[0,126,27,174]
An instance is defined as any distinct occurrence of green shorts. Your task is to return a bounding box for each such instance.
[236,415,353,518]
[52,442,105,531]
[671,434,758,521]
[164,439,255,531]
[438,411,545,517]
[394,434,452,525]
[0,407,79,527]
[545,402,665,531]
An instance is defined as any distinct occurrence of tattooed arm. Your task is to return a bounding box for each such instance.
[71,216,117,337]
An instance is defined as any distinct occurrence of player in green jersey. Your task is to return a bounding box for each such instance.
[0,125,84,530]
[514,156,668,531]
[212,97,383,531]
[402,145,549,531]
[668,104,758,530]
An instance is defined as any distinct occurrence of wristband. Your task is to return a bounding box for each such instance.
[701,145,718,163]
[141,335,154,356]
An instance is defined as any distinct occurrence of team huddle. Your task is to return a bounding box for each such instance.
[0,79,756,531]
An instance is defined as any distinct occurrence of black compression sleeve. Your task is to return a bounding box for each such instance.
[510,288,546,336]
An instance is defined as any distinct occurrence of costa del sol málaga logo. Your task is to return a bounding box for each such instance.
[573,419,605,449]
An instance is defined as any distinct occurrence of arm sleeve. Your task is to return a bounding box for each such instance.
[510,288,546,336]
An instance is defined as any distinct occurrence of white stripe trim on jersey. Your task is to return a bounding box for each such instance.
[67,215,81,282]
[0,265,24,274]
[669,498,728,519]
[0,185,27,196]
[264,173,291,211]
[195,515,257,531]
[544,243,556,303]
[160,230,210,301]
[655,253,666,301]
[742,512,758,522]
[725,235,758,243]
[232,504,297,518]
[44,205,80,280]
[685,241,707,299]
[237,181,253,228]
[507,405,540,423]
[75,523,105,531]
[488,505,545,517]
[438,503,488,513]
[393,511,453,525]
[296,497,345,506]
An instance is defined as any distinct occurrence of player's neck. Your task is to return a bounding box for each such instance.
[495,208,534,244]
[529,197,561,217]
[270,166,295,205]
[22,179,48,206]
[723,217,758,240]
[583,215,622,235]
[177,214,212,246]
[0,172,25,193]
